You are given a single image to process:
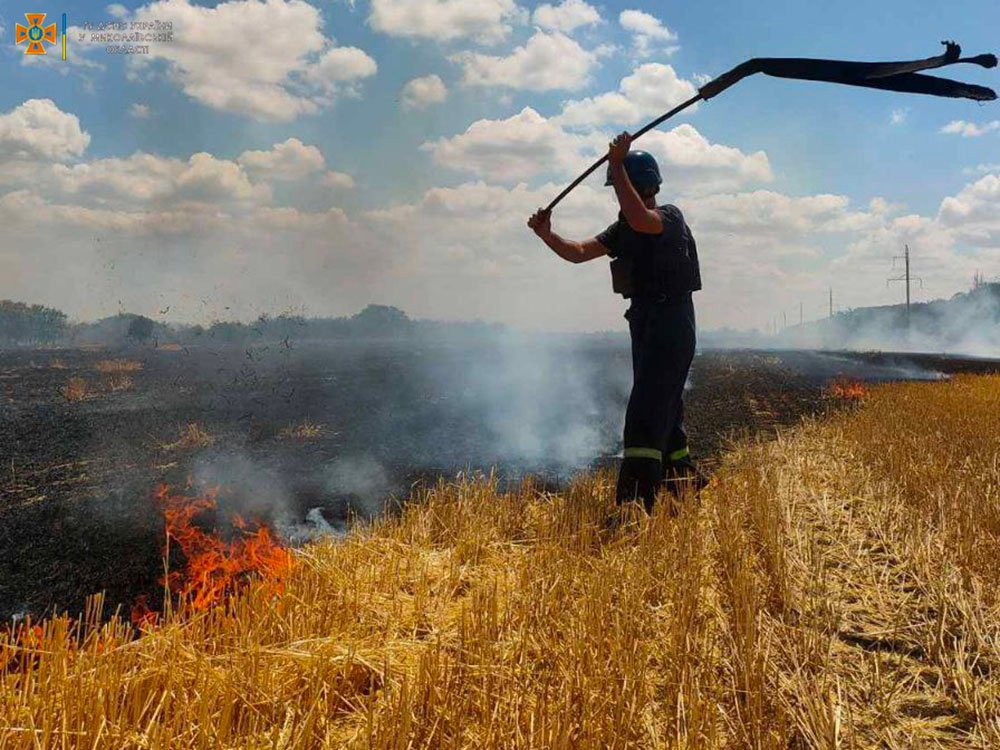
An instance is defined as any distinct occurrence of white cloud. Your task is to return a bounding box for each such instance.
[890,108,908,125]
[532,0,601,33]
[50,153,189,203]
[3,161,996,334]
[619,9,677,58]
[421,107,600,182]
[126,0,376,121]
[51,151,271,206]
[303,46,379,95]
[938,173,1000,246]
[130,103,151,119]
[640,125,772,194]
[453,31,598,91]
[963,163,1000,176]
[940,120,1000,137]
[322,171,356,189]
[556,63,697,128]
[424,103,770,194]
[368,0,525,44]
[106,4,130,18]
[400,75,449,110]
[237,138,326,182]
[0,99,90,161]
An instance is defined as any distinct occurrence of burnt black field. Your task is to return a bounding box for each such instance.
[1,339,997,622]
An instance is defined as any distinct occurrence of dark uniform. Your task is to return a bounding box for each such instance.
[596,204,701,511]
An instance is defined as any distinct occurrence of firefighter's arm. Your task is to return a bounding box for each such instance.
[527,209,607,264]
[608,133,663,235]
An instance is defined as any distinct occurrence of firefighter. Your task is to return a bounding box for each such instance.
[527,132,704,513]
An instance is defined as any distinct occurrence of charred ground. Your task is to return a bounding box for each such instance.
[1,342,996,622]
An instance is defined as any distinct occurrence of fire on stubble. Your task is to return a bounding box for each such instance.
[827,376,867,401]
[131,483,294,627]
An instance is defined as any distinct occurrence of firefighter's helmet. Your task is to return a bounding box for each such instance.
[605,150,662,191]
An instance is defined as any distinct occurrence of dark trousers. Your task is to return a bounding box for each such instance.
[615,296,696,510]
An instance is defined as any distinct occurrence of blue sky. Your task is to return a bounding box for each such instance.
[0,0,998,331]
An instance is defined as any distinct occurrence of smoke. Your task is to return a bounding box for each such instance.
[410,331,631,479]
[772,285,1000,357]
[322,454,392,516]
[275,507,344,546]
[773,351,948,383]
[184,449,399,544]
[190,452,293,524]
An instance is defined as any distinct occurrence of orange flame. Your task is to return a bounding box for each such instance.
[132,484,294,620]
[828,376,866,400]
[0,623,44,674]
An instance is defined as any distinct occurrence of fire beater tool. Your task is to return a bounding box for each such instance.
[545,41,997,212]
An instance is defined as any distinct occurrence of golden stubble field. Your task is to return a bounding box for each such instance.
[1,375,998,749]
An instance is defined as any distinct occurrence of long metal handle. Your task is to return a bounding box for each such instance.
[543,93,703,212]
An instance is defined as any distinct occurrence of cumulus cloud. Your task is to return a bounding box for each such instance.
[0,99,90,161]
[421,107,601,182]
[124,0,377,121]
[303,46,379,100]
[532,0,601,33]
[51,151,272,206]
[938,173,1000,246]
[322,171,356,189]
[890,108,908,125]
[368,0,525,44]
[619,9,677,58]
[940,120,1000,138]
[963,163,1000,176]
[640,125,772,194]
[453,31,598,91]
[400,75,449,110]
[423,101,767,195]
[129,103,151,119]
[237,138,326,182]
[556,63,697,128]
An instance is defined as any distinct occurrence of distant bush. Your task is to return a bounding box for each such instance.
[126,316,155,344]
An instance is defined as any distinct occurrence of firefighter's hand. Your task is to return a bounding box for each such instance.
[608,132,632,166]
[527,208,551,237]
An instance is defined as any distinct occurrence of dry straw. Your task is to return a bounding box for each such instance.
[1,375,998,748]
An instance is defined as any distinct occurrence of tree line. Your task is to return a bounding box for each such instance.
[0,301,504,348]
[0,301,68,346]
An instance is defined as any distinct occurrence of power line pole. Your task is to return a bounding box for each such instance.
[829,287,833,318]
[887,244,923,326]
[799,301,803,326]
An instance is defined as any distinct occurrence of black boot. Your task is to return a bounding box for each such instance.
[615,456,662,514]
[662,454,708,499]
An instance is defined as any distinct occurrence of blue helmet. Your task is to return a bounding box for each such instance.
[605,150,662,191]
